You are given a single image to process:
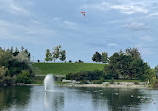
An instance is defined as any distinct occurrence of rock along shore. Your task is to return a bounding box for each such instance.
[59,84,149,89]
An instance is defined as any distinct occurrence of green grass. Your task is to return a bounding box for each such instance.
[33,63,105,75]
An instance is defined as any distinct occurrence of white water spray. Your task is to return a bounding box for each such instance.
[44,74,55,91]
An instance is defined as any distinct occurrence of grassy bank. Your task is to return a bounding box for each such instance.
[33,63,104,75]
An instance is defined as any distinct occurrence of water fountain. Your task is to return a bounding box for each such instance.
[44,74,55,91]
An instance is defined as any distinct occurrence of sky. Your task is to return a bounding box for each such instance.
[0,0,158,67]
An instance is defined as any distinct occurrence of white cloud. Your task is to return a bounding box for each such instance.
[107,43,119,47]
[111,5,148,14]
[122,22,149,31]
[82,1,148,15]
[52,17,78,30]
[0,19,56,45]
[64,20,78,30]
[0,0,30,15]
[147,12,158,17]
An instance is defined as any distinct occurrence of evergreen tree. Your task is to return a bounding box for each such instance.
[92,52,102,62]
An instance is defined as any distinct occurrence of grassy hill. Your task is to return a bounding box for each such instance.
[33,63,105,75]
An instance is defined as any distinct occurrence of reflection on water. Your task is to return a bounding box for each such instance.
[0,86,158,111]
[0,86,31,111]
[44,91,64,111]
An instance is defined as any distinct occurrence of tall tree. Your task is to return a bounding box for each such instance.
[52,45,61,62]
[59,50,66,62]
[101,52,109,63]
[45,49,52,62]
[13,47,19,56]
[21,46,24,52]
[125,48,141,59]
[10,46,14,53]
[155,65,158,77]
[92,52,102,62]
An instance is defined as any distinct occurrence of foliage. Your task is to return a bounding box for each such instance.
[151,76,158,88]
[66,70,104,81]
[59,50,66,61]
[102,52,109,63]
[78,60,84,63]
[16,70,33,84]
[45,49,52,62]
[104,48,153,80]
[110,78,114,84]
[0,47,34,85]
[52,45,61,62]
[45,45,66,62]
[154,65,158,77]
[92,52,102,62]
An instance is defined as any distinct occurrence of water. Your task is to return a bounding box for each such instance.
[0,86,158,111]
[44,74,55,91]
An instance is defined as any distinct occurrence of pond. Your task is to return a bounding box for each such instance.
[0,86,158,111]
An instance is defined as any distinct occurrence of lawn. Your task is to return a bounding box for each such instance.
[33,63,105,75]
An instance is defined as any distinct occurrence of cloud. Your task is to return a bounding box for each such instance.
[52,17,78,30]
[122,22,149,31]
[0,0,30,15]
[147,12,158,17]
[82,1,148,15]
[110,5,148,15]
[0,19,56,45]
[107,43,119,47]
[63,20,78,30]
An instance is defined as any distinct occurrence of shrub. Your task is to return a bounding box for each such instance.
[66,70,104,81]
[17,70,33,84]
[110,78,114,84]
[151,77,158,88]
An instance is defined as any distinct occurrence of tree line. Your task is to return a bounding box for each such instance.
[0,46,34,85]
[45,45,66,62]
[67,48,158,84]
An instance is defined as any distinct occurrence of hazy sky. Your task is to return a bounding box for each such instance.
[0,0,158,67]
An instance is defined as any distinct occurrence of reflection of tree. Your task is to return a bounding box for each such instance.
[44,92,64,111]
[76,87,147,111]
[0,86,31,110]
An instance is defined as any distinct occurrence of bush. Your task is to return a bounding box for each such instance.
[151,77,158,88]
[66,70,104,81]
[110,78,114,84]
[93,80,103,84]
[17,70,33,84]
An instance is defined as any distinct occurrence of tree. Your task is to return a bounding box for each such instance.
[45,49,52,62]
[59,50,66,61]
[21,46,24,52]
[101,52,109,63]
[0,46,34,85]
[52,45,61,62]
[13,47,19,56]
[154,65,158,77]
[125,48,141,59]
[10,46,13,53]
[92,52,102,62]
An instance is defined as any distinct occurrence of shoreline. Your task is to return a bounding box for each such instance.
[22,83,151,89]
[60,84,149,89]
